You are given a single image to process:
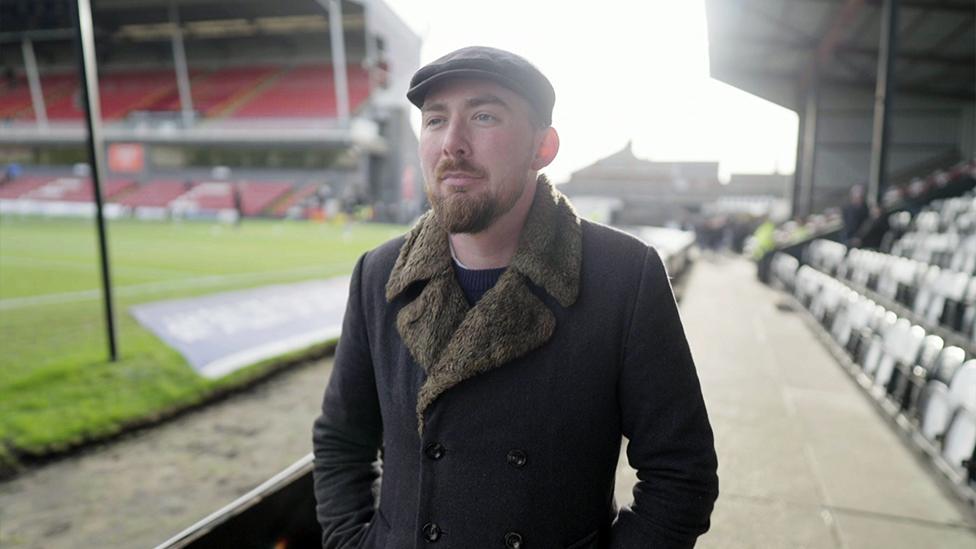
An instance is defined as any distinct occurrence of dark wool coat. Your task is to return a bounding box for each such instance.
[312,176,718,549]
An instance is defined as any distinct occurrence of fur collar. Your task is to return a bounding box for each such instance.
[385,174,582,433]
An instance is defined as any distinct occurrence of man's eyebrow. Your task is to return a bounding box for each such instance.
[421,94,511,113]
[421,101,447,113]
[467,94,510,110]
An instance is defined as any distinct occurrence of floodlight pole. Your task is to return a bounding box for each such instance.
[73,0,118,362]
[867,0,899,210]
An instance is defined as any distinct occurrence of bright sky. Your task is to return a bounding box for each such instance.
[383,0,798,184]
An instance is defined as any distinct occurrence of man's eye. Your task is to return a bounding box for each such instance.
[474,113,496,122]
[424,117,444,127]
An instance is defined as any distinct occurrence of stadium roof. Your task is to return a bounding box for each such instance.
[705,0,975,110]
[0,0,366,43]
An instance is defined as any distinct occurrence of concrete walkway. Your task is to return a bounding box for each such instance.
[666,254,976,548]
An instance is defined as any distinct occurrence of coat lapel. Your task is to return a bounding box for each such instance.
[385,175,582,433]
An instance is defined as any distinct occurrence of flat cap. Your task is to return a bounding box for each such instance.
[407,46,555,126]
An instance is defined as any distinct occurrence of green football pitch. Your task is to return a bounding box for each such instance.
[0,216,405,470]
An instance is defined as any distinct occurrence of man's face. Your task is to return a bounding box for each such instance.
[419,78,541,234]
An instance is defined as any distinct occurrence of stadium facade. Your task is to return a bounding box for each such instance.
[559,141,791,227]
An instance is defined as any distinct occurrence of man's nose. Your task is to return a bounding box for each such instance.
[442,119,470,158]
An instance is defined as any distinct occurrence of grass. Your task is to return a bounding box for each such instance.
[0,216,404,471]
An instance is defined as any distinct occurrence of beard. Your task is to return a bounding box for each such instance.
[426,157,522,234]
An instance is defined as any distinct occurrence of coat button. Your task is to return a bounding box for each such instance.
[506,449,527,468]
[424,442,446,460]
[422,522,442,542]
[504,531,523,548]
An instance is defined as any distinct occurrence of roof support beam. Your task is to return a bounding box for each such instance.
[0,29,75,43]
[867,0,900,209]
[724,66,974,101]
[865,0,973,13]
[169,1,195,127]
[816,0,868,67]
[21,37,47,129]
[319,0,350,126]
[795,0,868,92]
[840,47,974,67]
[795,0,973,14]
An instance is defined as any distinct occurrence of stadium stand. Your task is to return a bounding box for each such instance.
[0,75,34,118]
[231,65,370,118]
[0,64,372,122]
[781,261,976,499]
[170,181,235,212]
[767,161,976,505]
[270,183,320,217]
[34,69,179,121]
[19,177,135,202]
[111,180,192,208]
[1,73,74,120]
[1,0,424,224]
[0,175,56,198]
[239,181,294,216]
[176,65,279,117]
[0,175,320,219]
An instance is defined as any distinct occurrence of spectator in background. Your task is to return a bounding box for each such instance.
[2,163,22,186]
[842,184,869,246]
[232,182,243,227]
[3,66,16,90]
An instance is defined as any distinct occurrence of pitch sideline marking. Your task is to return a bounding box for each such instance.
[0,263,347,311]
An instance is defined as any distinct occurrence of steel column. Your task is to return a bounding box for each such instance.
[169,1,195,127]
[326,0,350,126]
[798,74,821,218]
[362,0,378,98]
[791,93,806,219]
[72,0,118,362]
[21,38,48,128]
[867,0,899,209]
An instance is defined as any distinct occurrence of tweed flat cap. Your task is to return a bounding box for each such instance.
[407,46,555,126]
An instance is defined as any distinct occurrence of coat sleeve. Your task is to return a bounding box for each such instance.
[610,246,719,548]
[312,253,384,549]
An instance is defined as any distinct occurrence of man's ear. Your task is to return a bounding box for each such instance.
[531,127,559,170]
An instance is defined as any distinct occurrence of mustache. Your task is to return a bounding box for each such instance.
[435,158,487,181]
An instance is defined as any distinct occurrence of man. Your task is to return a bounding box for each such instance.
[313,46,718,549]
